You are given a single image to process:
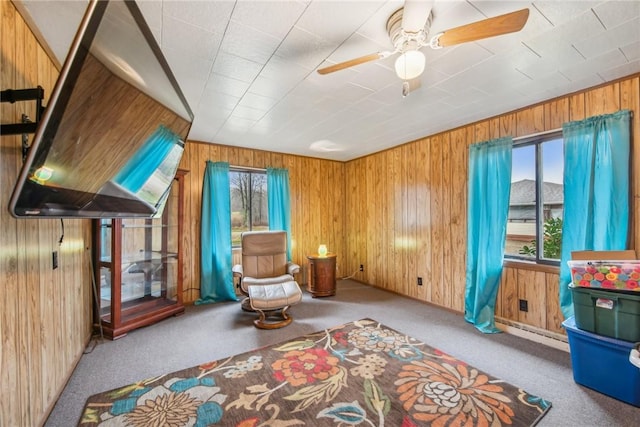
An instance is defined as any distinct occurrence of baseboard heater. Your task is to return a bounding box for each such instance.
[495,317,569,352]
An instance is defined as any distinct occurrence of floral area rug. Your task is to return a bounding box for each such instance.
[80,318,551,426]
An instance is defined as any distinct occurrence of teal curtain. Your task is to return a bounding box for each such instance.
[559,110,631,319]
[113,125,178,193]
[196,161,238,304]
[465,137,513,333]
[267,168,292,261]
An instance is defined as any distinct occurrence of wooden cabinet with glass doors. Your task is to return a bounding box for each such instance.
[94,170,186,339]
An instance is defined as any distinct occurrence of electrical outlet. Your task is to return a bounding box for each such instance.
[519,299,528,312]
[52,251,58,270]
[359,264,364,272]
[417,277,423,286]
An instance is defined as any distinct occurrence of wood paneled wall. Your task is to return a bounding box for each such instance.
[177,143,346,302]
[1,2,94,426]
[345,75,640,334]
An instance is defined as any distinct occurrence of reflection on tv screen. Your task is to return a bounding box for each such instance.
[9,0,192,218]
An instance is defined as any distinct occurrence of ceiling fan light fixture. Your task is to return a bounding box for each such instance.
[394,50,425,80]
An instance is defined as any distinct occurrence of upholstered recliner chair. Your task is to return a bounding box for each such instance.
[232,230,302,329]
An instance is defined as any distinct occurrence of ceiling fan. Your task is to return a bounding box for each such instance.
[317,0,530,88]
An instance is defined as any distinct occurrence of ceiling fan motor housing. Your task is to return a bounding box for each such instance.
[386,7,433,52]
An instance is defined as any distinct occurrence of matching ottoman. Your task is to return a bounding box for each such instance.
[248,281,302,329]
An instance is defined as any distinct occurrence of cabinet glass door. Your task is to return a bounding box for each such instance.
[98,220,113,323]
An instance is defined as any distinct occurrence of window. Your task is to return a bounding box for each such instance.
[505,133,564,264]
[230,169,268,246]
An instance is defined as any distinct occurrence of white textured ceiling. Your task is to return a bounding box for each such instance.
[15,0,640,161]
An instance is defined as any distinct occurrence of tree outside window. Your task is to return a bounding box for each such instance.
[230,170,268,246]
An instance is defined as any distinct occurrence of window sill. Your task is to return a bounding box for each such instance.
[503,259,560,274]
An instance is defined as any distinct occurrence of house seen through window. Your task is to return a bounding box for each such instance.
[505,133,564,264]
[230,169,268,247]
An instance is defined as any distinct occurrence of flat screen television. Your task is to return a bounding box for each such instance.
[9,0,193,218]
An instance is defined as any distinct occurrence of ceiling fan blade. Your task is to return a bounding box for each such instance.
[401,0,434,32]
[317,52,385,75]
[436,8,530,48]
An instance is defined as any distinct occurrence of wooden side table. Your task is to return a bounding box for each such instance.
[306,253,337,297]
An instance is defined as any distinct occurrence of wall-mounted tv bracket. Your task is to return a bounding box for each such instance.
[1,86,45,160]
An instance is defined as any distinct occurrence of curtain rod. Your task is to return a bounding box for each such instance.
[513,109,633,143]
[229,165,266,172]
[512,127,562,142]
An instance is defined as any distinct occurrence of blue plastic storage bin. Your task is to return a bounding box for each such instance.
[563,316,640,407]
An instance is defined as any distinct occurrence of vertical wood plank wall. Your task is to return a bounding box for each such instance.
[177,143,346,302]
[345,75,640,334]
[1,2,94,426]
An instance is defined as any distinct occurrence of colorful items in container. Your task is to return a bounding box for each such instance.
[568,261,640,292]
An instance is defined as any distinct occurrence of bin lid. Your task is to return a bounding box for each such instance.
[562,316,638,349]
